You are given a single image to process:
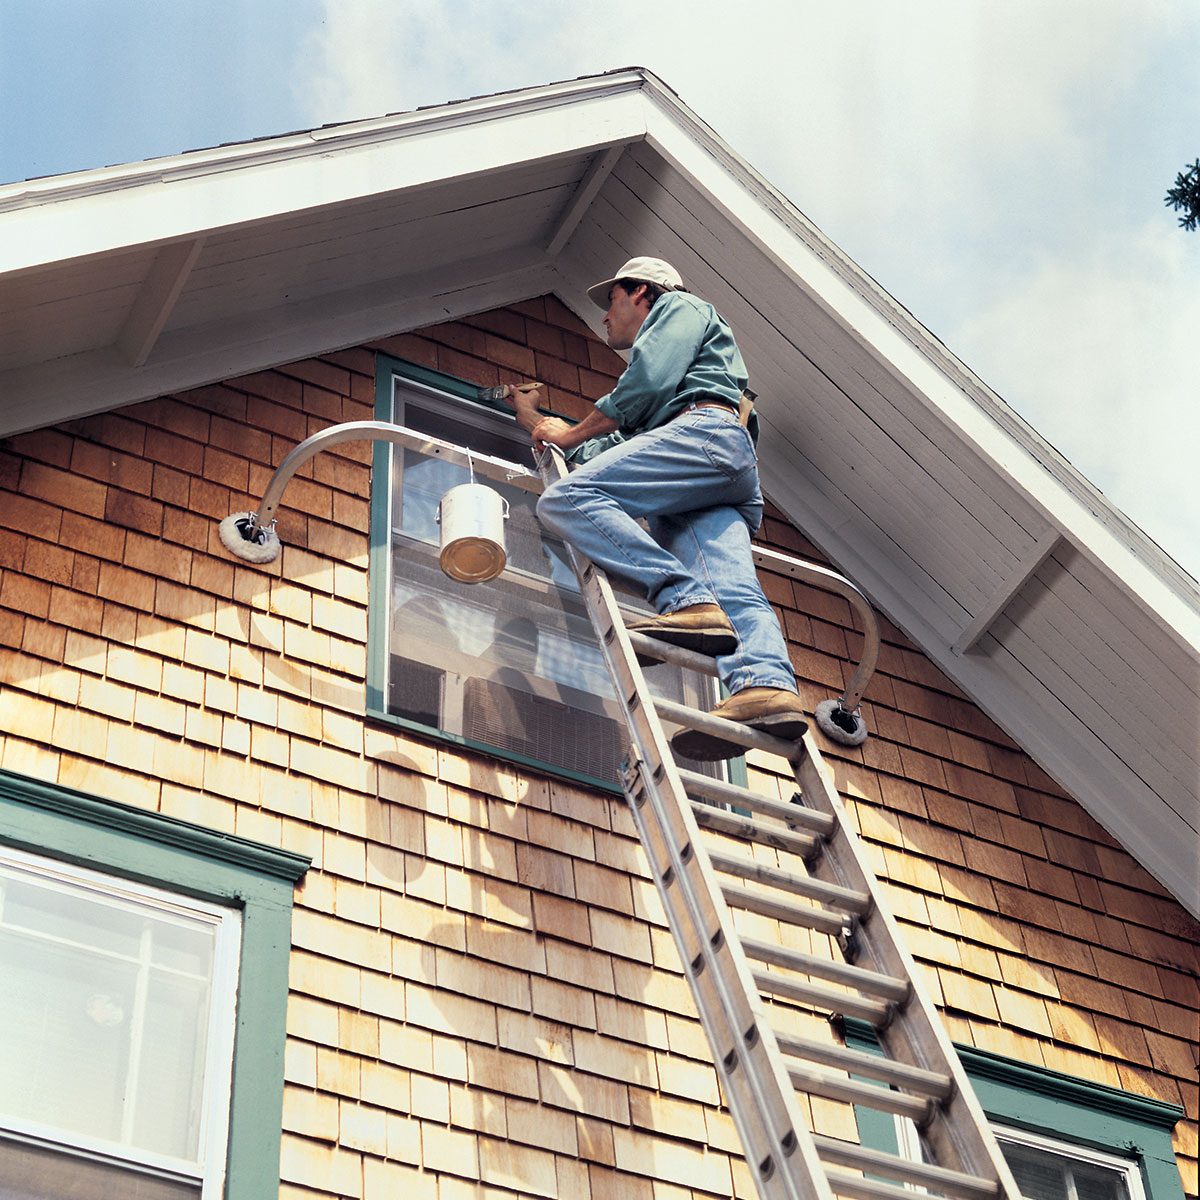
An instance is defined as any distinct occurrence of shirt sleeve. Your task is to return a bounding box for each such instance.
[594,296,708,431]
[566,430,626,463]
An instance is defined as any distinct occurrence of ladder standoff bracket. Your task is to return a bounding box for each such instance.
[814,699,869,747]
[218,512,281,563]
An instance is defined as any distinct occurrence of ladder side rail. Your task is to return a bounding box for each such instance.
[790,750,1023,1200]
[623,751,824,1200]
[538,447,832,1200]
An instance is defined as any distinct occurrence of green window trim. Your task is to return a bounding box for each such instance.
[0,767,310,1200]
[840,1017,1185,1200]
[366,352,751,794]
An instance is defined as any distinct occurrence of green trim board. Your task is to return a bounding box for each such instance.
[367,351,398,717]
[840,1017,1185,1200]
[366,706,627,797]
[0,768,309,1200]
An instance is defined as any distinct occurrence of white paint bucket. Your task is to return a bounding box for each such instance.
[437,483,509,583]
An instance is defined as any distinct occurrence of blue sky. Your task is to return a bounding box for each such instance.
[2,0,1197,578]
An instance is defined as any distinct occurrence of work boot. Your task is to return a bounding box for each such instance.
[626,604,737,661]
[670,687,809,761]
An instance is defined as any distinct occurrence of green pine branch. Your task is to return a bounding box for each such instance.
[1164,159,1200,231]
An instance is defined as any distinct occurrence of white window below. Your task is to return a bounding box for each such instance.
[0,845,241,1198]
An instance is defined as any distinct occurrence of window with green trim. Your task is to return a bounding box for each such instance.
[0,769,309,1200]
[843,1021,1185,1200]
[369,356,724,791]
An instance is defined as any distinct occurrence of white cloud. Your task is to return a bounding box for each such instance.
[291,1,598,128]
[952,220,1200,575]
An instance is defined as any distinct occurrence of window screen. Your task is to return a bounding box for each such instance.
[999,1134,1138,1200]
[383,378,722,788]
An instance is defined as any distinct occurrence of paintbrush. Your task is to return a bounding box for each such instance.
[477,383,548,438]
[475,382,544,405]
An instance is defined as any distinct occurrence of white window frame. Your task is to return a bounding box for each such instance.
[993,1123,1149,1200]
[885,1113,1146,1200]
[0,843,242,1198]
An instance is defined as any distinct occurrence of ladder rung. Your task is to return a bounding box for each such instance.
[723,882,852,937]
[773,1031,953,1100]
[678,768,835,837]
[709,849,870,914]
[655,697,807,760]
[750,967,891,1026]
[626,629,719,676]
[818,1139,999,1200]
[694,805,819,859]
[785,1060,933,1124]
[741,937,910,1004]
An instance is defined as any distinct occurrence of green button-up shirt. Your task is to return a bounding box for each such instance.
[571,292,753,462]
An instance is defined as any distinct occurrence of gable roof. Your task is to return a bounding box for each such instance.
[2,68,1197,916]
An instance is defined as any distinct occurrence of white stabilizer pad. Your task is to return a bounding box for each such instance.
[814,699,869,746]
[219,513,281,563]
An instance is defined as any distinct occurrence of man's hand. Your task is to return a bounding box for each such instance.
[500,381,618,452]
[529,416,576,451]
[499,382,546,434]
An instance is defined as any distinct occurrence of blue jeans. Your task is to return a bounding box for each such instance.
[537,405,796,695]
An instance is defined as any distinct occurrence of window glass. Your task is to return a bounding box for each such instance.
[384,378,722,787]
[999,1134,1136,1200]
[0,849,239,1197]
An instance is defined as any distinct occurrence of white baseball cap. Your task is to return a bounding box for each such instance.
[586,256,686,309]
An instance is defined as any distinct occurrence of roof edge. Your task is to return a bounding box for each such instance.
[0,68,653,215]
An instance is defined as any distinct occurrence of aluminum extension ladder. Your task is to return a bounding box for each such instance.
[535,445,1024,1200]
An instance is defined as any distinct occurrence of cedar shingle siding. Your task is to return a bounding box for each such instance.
[1,297,1196,1198]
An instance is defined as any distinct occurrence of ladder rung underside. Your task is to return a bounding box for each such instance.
[627,627,720,675]
[740,936,910,1004]
[785,1059,934,1123]
[724,882,853,938]
[773,1030,953,1100]
[655,697,806,759]
[676,768,835,837]
[750,965,891,1026]
[817,1137,999,1200]
[695,804,820,860]
[709,847,870,914]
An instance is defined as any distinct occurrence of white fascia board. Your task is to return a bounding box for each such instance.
[765,455,1200,919]
[0,76,650,276]
[636,85,1200,657]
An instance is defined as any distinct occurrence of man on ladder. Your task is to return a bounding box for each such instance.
[507,255,808,760]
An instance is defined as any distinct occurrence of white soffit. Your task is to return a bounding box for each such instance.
[0,73,652,435]
[0,74,649,273]
[0,69,1196,917]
